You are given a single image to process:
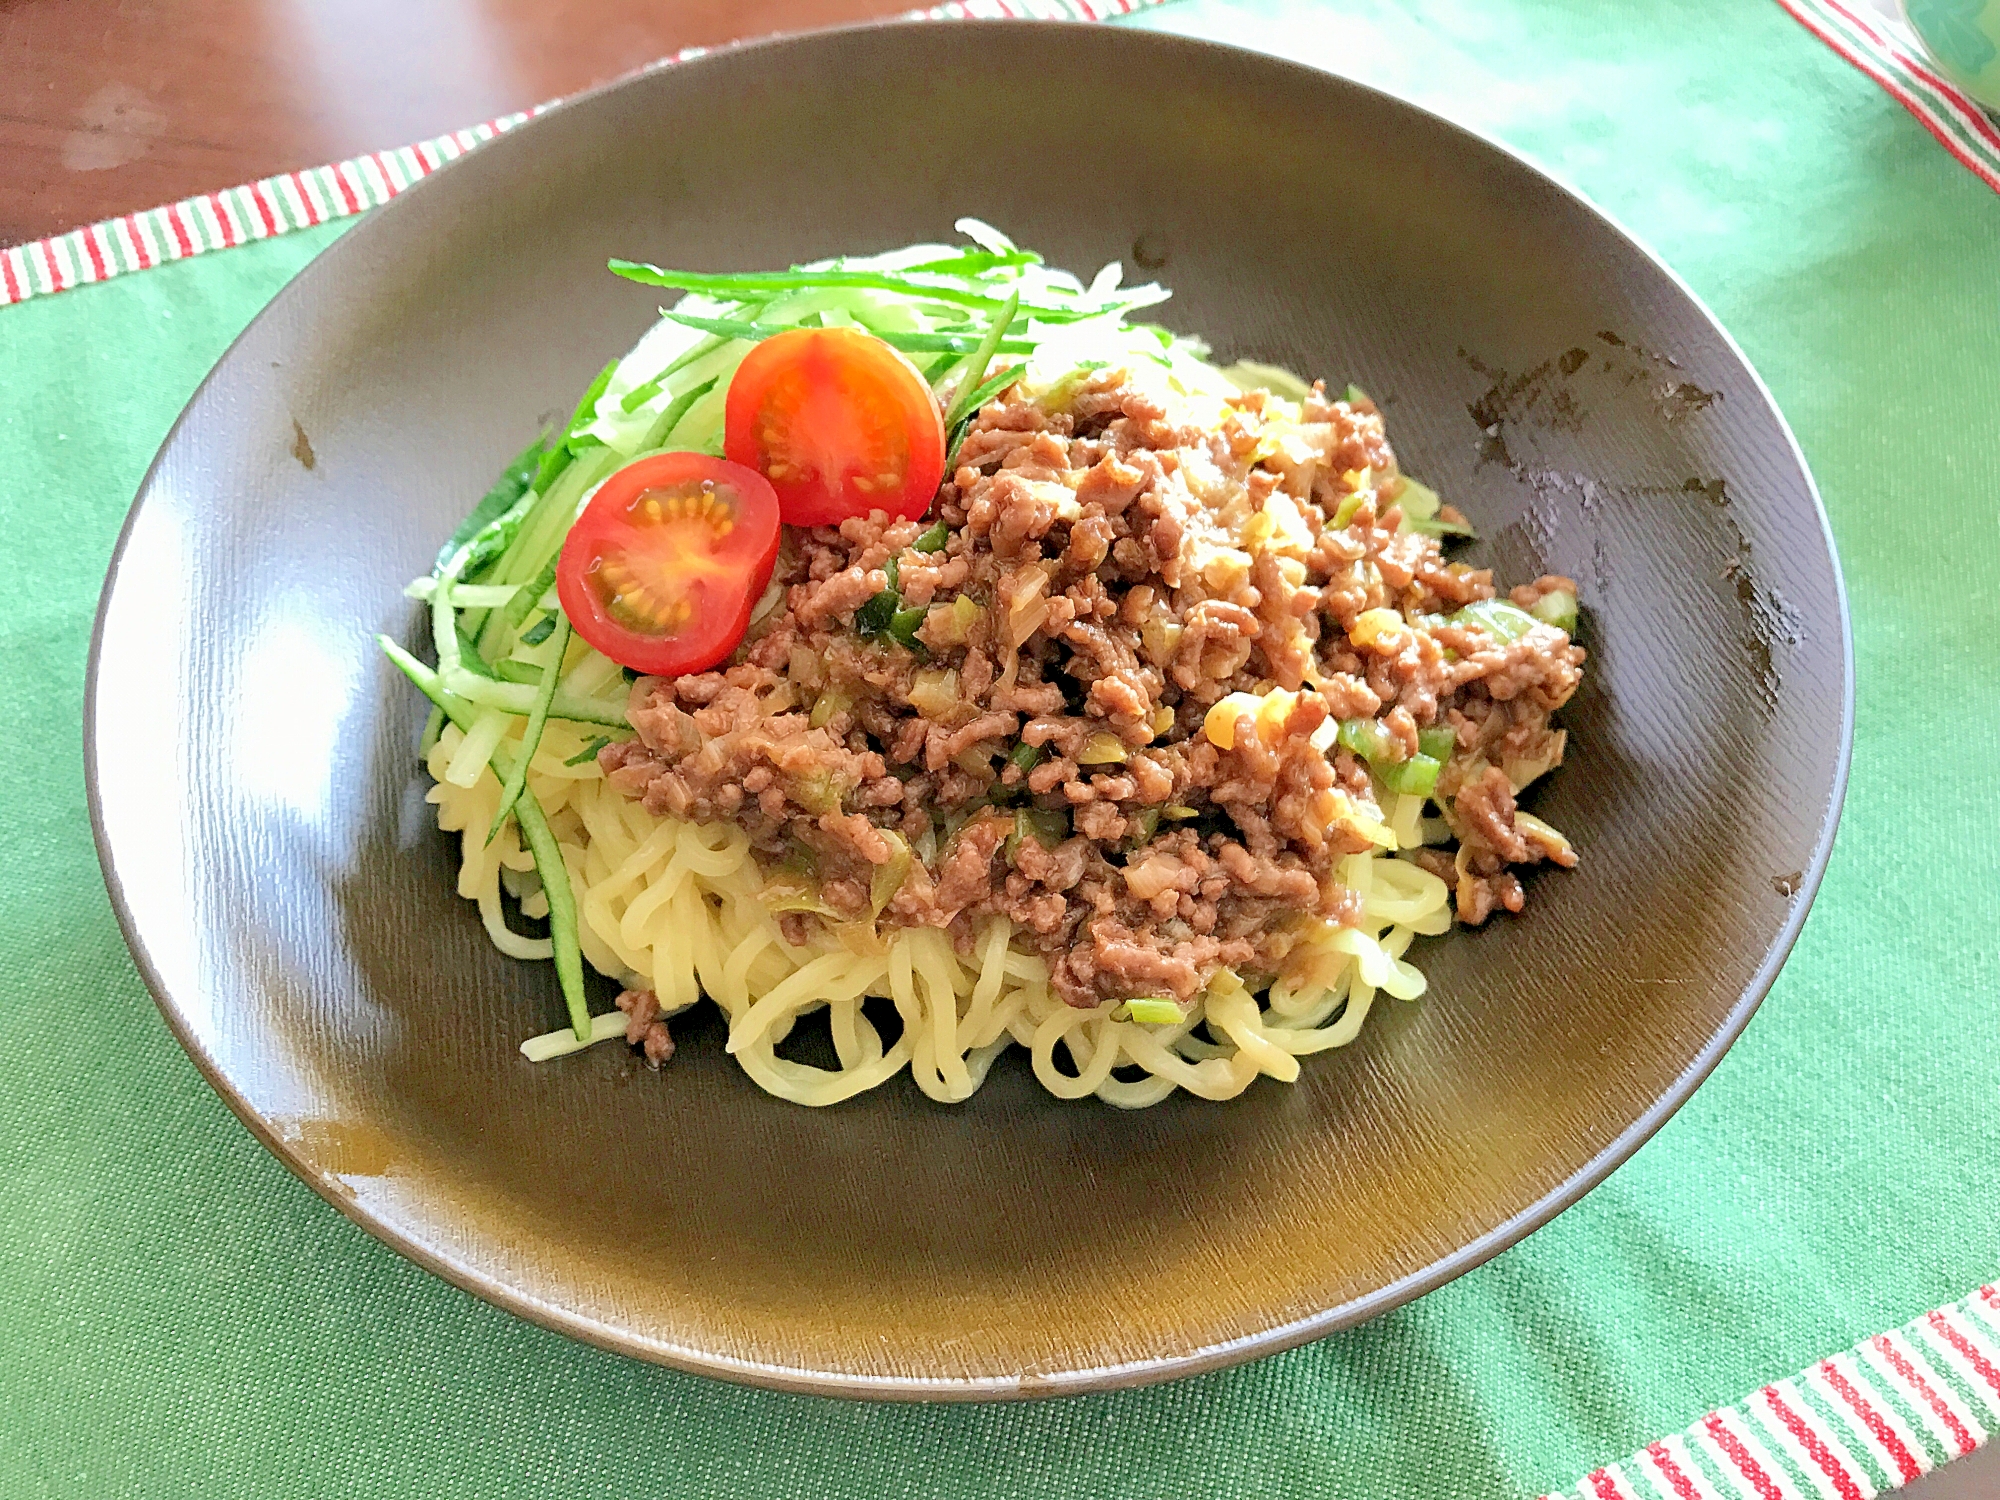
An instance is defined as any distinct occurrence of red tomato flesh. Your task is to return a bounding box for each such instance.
[555,452,780,677]
[724,326,947,527]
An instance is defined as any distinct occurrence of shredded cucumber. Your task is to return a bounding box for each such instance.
[444,706,509,788]
[380,636,592,1042]
[435,668,628,727]
[487,617,570,844]
[404,578,520,607]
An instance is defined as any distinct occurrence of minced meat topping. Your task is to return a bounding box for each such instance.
[600,369,1584,1008]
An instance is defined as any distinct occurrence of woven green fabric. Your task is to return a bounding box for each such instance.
[3,2,1995,1495]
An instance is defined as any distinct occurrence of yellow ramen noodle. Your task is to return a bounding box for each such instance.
[424,713,1453,1109]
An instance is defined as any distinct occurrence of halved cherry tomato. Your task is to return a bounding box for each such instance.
[724,326,947,527]
[555,452,780,677]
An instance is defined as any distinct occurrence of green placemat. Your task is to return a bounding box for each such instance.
[3,2,1995,1495]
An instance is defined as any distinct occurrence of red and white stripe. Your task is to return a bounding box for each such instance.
[1698,1407,1793,1500]
[0,0,1165,309]
[1866,1329,1986,1457]
[1814,1352,1931,1486]
[1545,1282,2000,1500]
[1758,1380,1872,1499]
[1645,1434,1735,1500]
[1775,0,2000,194]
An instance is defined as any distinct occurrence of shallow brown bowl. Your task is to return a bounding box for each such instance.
[87,20,1851,1398]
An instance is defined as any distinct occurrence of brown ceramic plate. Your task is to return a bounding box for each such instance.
[87,20,1850,1398]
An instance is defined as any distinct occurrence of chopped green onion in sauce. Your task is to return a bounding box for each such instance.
[1122,998,1185,1025]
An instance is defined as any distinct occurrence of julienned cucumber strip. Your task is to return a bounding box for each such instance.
[665,312,1035,357]
[945,362,1028,469]
[620,375,664,413]
[379,635,591,1043]
[659,331,734,385]
[899,248,1042,275]
[648,298,769,389]
[638,374,719,453]
[450,623,504,680]
[381,635,478,718]
[533,358,619,493]
[439,443,560,641]
[444,470,545,596]
[404,578,520,607]
[475,446,619,658]
[608,260,1161,323]
[502,551,561,630]
[504,445,619,584]
[431,562,465,683]
[958,362,1028,420]
[434,433,544,576]
[439,667,630,727]
[487,616,571,845]
[941,291,1021,433]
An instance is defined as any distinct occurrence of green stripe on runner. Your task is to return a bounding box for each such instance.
[1683,1420,1756,1500]
[1956,1297,2000,1360]
[1614,1456,1671,1500]
[1736,1397,1824,1498]
[1778,1376,1878,1497]
[1672,1440,1752,1500]
[1917,1316,2000,1428]
[1896,1328,1991,1445]
[1632,1448,1696,1500]
[283,174,316,228]
[1850,1342,1954,1470]
[305,169,333,220]
[193,198,224,251]
[1961,1298,2000,1396]
[236,185,267,238]
[1819,1351,1932,1486]
[1791,1374,1893,1495]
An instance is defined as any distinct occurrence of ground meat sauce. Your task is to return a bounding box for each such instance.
[600,370,1584,1008]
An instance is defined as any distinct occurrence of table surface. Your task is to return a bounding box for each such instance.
[3,2,2000,1500]
[0,0,908,247]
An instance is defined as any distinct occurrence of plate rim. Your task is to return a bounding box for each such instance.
[84,15,1856,1400]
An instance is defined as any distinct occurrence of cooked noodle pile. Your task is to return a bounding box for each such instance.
[425,714,1451,1107]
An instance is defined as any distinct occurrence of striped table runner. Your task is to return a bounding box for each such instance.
[4,0,1995,1494]
[1545,1284,2000,1500]
[1776,0,2000,192]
